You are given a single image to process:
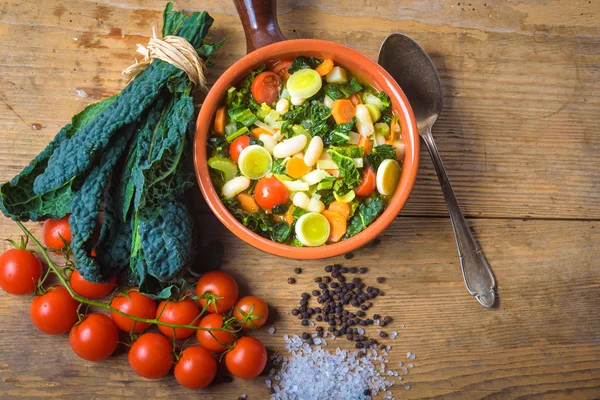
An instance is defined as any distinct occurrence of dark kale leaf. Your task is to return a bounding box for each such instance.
[328,148,361,195]
[365,144,396,170]
[323,79,363,101]
[288,56,323,74]
[271,221,294,243]
[271,204,287,214]
[344,196,384,238]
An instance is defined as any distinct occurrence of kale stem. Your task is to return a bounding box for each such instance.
[16,221,234,334]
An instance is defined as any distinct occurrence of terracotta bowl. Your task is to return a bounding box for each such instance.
[194,0,419,259]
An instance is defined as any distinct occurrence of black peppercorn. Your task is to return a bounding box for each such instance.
[328,319,336,326]
[376,276,385,283]
[359,320,367,326]
[366,319,374,325]
[315,307,322,313]
[301,292,310,300]
[330,282,338,288]
[314,277,323,283]
[347,334,354,340]
[341,267,349,273]
[294,267,302,274]
[288,277,296,284]
[363,389,371,396]
[316,315,323,322]
[356,342,364,349]
[379,321,387,327]
[360,304,368,311]
[312,290,321,297]
[383,316,392,323]
[325,265,333,272]
[318,283,327,290]
[302,332,310,340]
[328,326,336,332]
[352,277,361,285]
[338,275,346,283]
[373,313,381,320]
[323,276,331,284]
[292,309,299,316]
[357,310,366,317]
[359,267,368,274]
[349,266,358,273]
[379,331,387,338]
[301,319,309,326]
[331,271,341,278]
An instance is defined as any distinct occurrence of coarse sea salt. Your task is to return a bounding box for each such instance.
[268,327,276,335]
[268,335,399,400]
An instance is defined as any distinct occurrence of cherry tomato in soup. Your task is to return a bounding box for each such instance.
[225,336,268,379]
[0,247,42,295]
[354,166,377,197]
[196,313,234,352]
[254,177,289,210]
[251,71,281,105]
[30,286,79,335]
[69,313,118,361]
[43,216,72,249]
[229,135,251,164]
[156,298,200,339]
[233,296,269,329]
[174,346,217,389]
[195,271,239,314]
[271,59,293,80]
[128,332,174,379]
[110,289,156,333]
[70,269,116,299]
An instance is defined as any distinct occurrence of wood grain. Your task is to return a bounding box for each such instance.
[1,0,600,399]
[1,216,599,399]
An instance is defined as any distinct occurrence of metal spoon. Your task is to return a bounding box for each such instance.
[378,33,497,308]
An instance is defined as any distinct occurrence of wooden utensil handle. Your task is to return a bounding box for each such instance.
[233,0,286,53]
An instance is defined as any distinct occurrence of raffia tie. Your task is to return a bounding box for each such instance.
[122,27,207,92]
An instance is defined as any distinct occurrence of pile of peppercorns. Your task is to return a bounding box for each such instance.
[288,263,392,350]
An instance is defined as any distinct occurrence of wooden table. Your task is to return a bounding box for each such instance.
[1,1,599,398]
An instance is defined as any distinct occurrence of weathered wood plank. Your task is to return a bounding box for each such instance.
[1,0,600,219]
[1,216,599,399]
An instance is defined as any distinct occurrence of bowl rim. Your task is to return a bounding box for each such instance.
[194,38,419,259]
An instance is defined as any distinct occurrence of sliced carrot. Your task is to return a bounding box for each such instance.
[213,106,226,135]
[387,115,399,144]
[250,127,273,139]
[331,99,356,124]
[349,93,362,106]
[271,59,294,80]
[322,210,347,243]
[284,205,295,225]
[286,157,312,179]
[315,59,334,76]
[358,134,373,155]
[328,201,350,220]
[236,193,259,214]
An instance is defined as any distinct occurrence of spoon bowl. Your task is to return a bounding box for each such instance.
[378,33,497,308]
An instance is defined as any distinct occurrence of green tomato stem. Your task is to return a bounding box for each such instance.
[16,221,237,334]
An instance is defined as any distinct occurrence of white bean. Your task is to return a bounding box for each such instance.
[307,197,325,213]
[304,136,324,167]
[275,98,289,114]
[291,96,307,106]
[326,66,348,84]
[356,104,374,137]
[222,176,250,199]
[273,135,307,159]
[292,192,310,209]
[259,134,278,154]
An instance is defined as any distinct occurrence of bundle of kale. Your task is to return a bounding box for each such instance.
[0,3,223,295]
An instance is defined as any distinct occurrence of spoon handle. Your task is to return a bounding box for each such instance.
[421,129,497,308]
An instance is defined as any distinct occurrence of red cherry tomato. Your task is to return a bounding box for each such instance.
[128,332,174,379]
[196,313,235,353]
[271,59,293,80]
[225,336,268,379]
[156,298,200,339]
[233,296,269,329]
[30,286,79,335]
[174,346,217,389]
[354,166,377,197]
[43,216,72,250]
[254,177,289,210]
[229,135,251,164]
[110,289,156,333]
[70,269,116,299]
[251,71,281,105]
[0,247,42,295]
[69,313,118,361]
[195,271,239,314]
